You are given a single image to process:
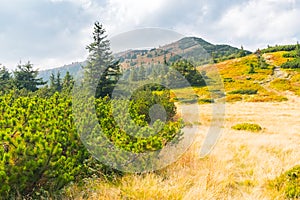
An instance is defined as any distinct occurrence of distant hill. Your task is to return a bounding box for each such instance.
[38,37,251,82]
[116,37,251,69]
[38,61,86,83]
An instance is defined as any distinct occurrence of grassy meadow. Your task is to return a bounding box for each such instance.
[62,51,300,199]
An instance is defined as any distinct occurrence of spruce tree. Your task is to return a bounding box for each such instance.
[84,22,120,98]
[13,62,46,92]
[62,71,74,91]
[0,65,13,93]
[50,72,63,92]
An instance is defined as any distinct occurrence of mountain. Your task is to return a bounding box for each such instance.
[38,61,86,83]
[115,37,251,69]
[38,37,251,82]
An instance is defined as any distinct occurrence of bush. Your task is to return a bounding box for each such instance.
[223,78,234,83]
[231,123,262,132]
[130,88,176,124]
[269,165,300,199]
[198,98,214,104]
[261,45,297,53]
[283,51,297,58]
[0,93,90,198]
[228,89,258,95]
[281,59,300,69]
[0,89,183,198]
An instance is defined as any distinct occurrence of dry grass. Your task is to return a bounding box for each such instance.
[63,53,300,199]
[64,98,300,199]
[263,51,291,67]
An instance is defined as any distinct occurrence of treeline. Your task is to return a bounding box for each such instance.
[0,62,74,97]
[124,60,206,90]
[260,44,298,53]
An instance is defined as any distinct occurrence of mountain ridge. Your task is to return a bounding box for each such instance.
[38,36,251,82]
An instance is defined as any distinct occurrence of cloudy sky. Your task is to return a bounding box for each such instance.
[1,0,300,70]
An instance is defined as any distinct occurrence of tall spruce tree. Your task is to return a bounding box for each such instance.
[84,22,120,98]
[13,62,46,92]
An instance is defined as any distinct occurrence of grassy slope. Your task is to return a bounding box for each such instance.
[63,52,300,200]
[173,53,291,103]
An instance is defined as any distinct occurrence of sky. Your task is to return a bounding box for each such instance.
[0,0,300,70]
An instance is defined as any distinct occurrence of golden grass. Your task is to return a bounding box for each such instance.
[270,79,292,91]
[64,98,300,199]
[263,51,292,66]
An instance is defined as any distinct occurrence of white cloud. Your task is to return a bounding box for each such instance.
[216,0,300,50]
[0,0,300,69]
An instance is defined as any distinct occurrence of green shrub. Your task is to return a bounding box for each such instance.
[0,93,90,198]
[198,98,214,104]
[0,89,184,198]
[223,78,234,83]
[261,45,297,53]
[283,51,297,58]
[269,165,300,199]
[228,89,258,95]
[130,89,176,123]
[281,59,300,69]
[231,123,262,132]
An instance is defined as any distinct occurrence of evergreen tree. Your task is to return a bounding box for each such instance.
[13,62,46,92]
[0,65,13,93]
[62,71,74,91]
[50,72,63,92]
[296,41,300,58]
[50,73,56,91]
[238,45,246,57]
[84,21,120,98]
[249,63,255,74]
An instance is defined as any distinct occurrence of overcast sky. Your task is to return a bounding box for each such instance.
[1,0,300,70]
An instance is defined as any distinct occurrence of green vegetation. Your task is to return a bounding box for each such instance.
[261,44,297,53]
[281,59,300,69]
[14,62,47,92]
[0,93,90,198]
[231,123,262,132]
[170,60,205,87]
[228,89,258,95]
[279,42,300,69]
[126,59,206,89]
[269,165,300,199]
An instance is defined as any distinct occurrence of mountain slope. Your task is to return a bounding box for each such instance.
[38,37,251,82]
[116,36,251,69]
